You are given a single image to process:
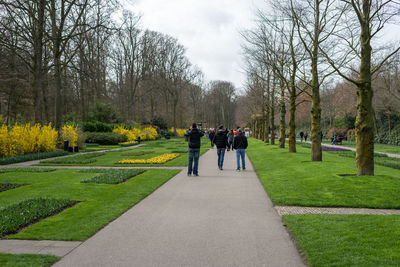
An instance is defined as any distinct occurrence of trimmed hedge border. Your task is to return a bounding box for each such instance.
[0,168,56,173]
[0,198,78,237]
[0,150,68,165]
[42,152,105,164]
[80,169,146,184]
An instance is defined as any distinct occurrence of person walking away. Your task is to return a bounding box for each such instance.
[213,125,229,170]
[299,131,304,142]
[233,129,248,171]
[227,129,234,151]
[209,129,215,148]
[304,132,308,142]
[184,123,204,176]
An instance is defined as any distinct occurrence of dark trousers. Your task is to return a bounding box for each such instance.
[188,148,200,175]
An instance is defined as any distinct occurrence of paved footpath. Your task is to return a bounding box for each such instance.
[54,149,305,267]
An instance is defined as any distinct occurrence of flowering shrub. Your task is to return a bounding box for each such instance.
[0,123,58,157]
[113,126,158,142]
[169,127,186,137]
[61,125,78,147]
[116,153,180,164]
[327,128,347,138]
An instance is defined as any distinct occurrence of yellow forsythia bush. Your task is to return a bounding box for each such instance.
[113,126,158,142]
[169,127,186,137]
[61,125,78,147]
[0,123,58,157]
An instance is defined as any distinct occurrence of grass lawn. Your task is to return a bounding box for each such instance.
[323,140,400,154]
[247,138,400,208]
[38,138,209,167]
[283,214,400,266]
[0,168,179,240]
[0,253,59,267]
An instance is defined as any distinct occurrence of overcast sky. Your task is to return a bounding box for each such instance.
[127,0,265,92]
[126,0,400,93]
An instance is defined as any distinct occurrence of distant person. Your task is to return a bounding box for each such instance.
[184,123,204,177]
[299,131,304,142]
[213,125,229,170]
[209,129,215,148]
[304,132,308,142]
[233,128,248,171]
[321,132,324,142]
[227,129,234,151]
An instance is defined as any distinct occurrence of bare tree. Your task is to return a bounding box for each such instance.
[322,0,400,175]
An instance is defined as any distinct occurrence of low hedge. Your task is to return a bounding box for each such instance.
[0,198,77,237]
[80,169,146,184]
[82,121,113,132]
[42,152,105,164]
[85,132,127,145]
[0,168,56,173]
[0,150,68,165]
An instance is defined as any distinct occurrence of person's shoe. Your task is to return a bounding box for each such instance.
[187,173,191,177]
[242,168,246,171]
[236,168,240,172]
[194,174,199,177]
[220,167,223,170]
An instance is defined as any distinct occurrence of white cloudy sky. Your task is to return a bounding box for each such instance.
[126,1,400,92]
[127,0,265,91]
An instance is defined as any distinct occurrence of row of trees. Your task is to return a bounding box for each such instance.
[0,0,237,132]
[241,0,400,176]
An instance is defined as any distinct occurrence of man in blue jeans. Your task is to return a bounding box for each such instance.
[184,123,204,176]
[233,128,248,171]
[213,125,229,170]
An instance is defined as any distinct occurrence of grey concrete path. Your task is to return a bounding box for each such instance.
[276,206,400,215]
[54,149,305,267]
[0,240,81,257]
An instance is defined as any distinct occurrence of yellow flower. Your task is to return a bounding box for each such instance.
[116,153,180,164]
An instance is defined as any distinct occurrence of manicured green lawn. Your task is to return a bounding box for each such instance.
[283,214,400,266]
[247,138,400,208]
[0,253,59,267]
[39,138,209,167]
[0,168,179,240]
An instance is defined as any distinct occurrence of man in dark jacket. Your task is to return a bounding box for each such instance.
[213,125,229,170]
[233,128,248,171]
[184,123,204,176]
[208,129,215,148]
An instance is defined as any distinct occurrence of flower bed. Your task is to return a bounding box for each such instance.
[322,147,351,151]
[116,153,180,164]
[80,169,146,184]
[0,198,77,237]
[0,168,56,173]
[0,182,26,192]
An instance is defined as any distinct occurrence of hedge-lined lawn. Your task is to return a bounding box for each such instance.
[0,168,179,240]
[0,253,59,267]
[247,138,400,208]
[283,214,400,266]
[38,138,209,167]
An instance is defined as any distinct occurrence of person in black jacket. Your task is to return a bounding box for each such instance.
[184,123,204,176]
[233,128,248,171]
[213,125,229,170]
[208,129,215,148]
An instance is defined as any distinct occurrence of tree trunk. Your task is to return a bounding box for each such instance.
[310,0,322,161]
[288,90,296,152]
[54,54,63,129]
[279,87,286,148]
[356,15,374,176]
